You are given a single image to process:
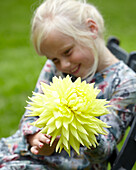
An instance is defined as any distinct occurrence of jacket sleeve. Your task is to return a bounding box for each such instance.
[19,60,56,137]
[11,60,58,156]
[84,73,136,163]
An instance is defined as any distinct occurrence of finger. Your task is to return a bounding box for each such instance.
[39,142,44,148]
[39,134,51,144]
[44,134,52,139]
[30,146,39,155]
[55,135,60,141]
[31,136,42,147]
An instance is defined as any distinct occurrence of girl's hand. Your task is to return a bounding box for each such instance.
[27,132,59,156]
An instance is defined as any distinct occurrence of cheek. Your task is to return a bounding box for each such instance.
[71,52,83,62]
[84,50,95,63]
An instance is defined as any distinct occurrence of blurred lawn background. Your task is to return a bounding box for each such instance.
[0,0,136,168]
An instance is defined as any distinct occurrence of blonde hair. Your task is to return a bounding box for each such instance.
[31,0,105,77]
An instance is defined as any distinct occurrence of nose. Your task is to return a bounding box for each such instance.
[60,58,71,70]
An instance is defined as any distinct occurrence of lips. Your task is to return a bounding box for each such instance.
[71,64,80,75]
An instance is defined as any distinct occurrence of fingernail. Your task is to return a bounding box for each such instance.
[35,150,38,155]
[39,144,43,148]
[47,139,50,144]
[44,134,51,138]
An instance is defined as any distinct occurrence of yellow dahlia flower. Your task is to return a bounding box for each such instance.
[26,75,110,156]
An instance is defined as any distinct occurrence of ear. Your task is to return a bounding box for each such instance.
[86,19,98,39]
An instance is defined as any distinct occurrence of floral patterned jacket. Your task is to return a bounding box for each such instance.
[0,60,136,170]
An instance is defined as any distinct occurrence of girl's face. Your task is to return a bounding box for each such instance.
[41,30,95,78]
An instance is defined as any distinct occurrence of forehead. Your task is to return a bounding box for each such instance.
[40,30,74,55]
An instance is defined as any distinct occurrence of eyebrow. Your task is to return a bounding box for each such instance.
[60,43,73,52]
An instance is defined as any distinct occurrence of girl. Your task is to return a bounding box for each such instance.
[0,0,136,169]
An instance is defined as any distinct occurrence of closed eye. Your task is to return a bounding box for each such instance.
[52,58,59,64]
[64,48,72,56]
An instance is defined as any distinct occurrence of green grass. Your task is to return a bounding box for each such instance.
[0,0,45,137]
[0,0,136,169]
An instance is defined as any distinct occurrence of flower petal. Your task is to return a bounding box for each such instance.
[27,75,111,156]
